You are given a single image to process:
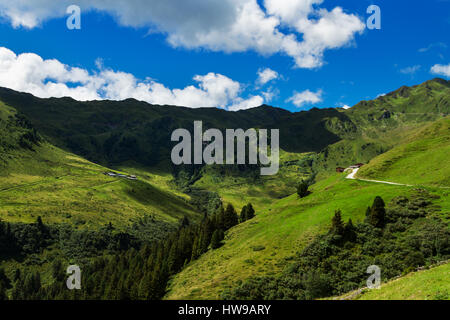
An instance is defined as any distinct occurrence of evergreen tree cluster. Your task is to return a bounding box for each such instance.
[223,190,449,300]
[0,203,254,300]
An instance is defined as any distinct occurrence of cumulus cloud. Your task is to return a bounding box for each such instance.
[430,64,450,78]
[257,68,279,85]
[0,0,365,69]
[0,46,264,110]
[286,89,323,108]
[228,95,264,111]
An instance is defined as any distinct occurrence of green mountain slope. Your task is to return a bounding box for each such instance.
[0,101,200,233]
[0,78,448,300]
[165,174,428,299]
[1,78,447,211]
[314,78,450,173]
[0,88,347,168]
[335,262,449,300]
[357,117,450,187]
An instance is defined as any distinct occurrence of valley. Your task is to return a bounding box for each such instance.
[0,78,448,300]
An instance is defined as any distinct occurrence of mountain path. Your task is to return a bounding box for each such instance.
[345,168,413,186]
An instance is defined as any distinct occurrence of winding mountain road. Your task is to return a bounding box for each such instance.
[345,168,413,187]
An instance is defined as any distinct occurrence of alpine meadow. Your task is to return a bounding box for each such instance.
[0,0,449,309]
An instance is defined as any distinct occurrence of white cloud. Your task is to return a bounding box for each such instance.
[0,0,365,69]
[228,95,264,111]
[418,42,447,53]
[0,46,263,110]
[430,64,450,78]
[257,68,279,85]
[399,65,421,75]
[336,102,351,109]
[287,89,322,108]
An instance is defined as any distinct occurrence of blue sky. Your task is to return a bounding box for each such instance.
[0,0,449,111]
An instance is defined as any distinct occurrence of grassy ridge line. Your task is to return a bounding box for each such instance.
[165,174,438,299]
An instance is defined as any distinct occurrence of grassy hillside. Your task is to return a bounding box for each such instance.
[343,262,449,300]
[357,117,450,187]
[0,101,200,232]
[190,150,315,212]
[0,79,448,300]
[165,173,447,299]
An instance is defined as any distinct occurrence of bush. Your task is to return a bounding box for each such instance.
[296,181,309,198]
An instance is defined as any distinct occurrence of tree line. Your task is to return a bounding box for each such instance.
[0,202,256,300]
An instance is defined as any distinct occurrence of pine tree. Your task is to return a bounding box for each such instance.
[330,210,344,235]
[240,205,248,223]
[343,219,356,242]
[36,216,44,228]
[297,181,309,198]
[368,196,386,228]
[215,205,225,230]
[246,203,255,220]
[223,204,238,230]
[211,229,224,249]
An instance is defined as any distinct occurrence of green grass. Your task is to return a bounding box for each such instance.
[165,173,450,299]
[351,262,450,300]
[0,143,200,229]
[192,150,314,212]
[358,117,450,187]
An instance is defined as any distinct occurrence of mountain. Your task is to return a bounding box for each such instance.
[0,78,448,300]
[166,106,450,299]
[0,78,448,208]
[0,99,200,234]
[313,78,450,173]
[0,87,357,168]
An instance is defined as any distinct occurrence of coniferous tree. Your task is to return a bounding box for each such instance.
[330,210,344,235]
[368,196,386,228]
[223,204,238,230]
[343,219,356,242]
[246,203,255,220]
[240,205,248,223]
[297,181,309,198]
[36,216,44,229]
[211,229,224,249]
